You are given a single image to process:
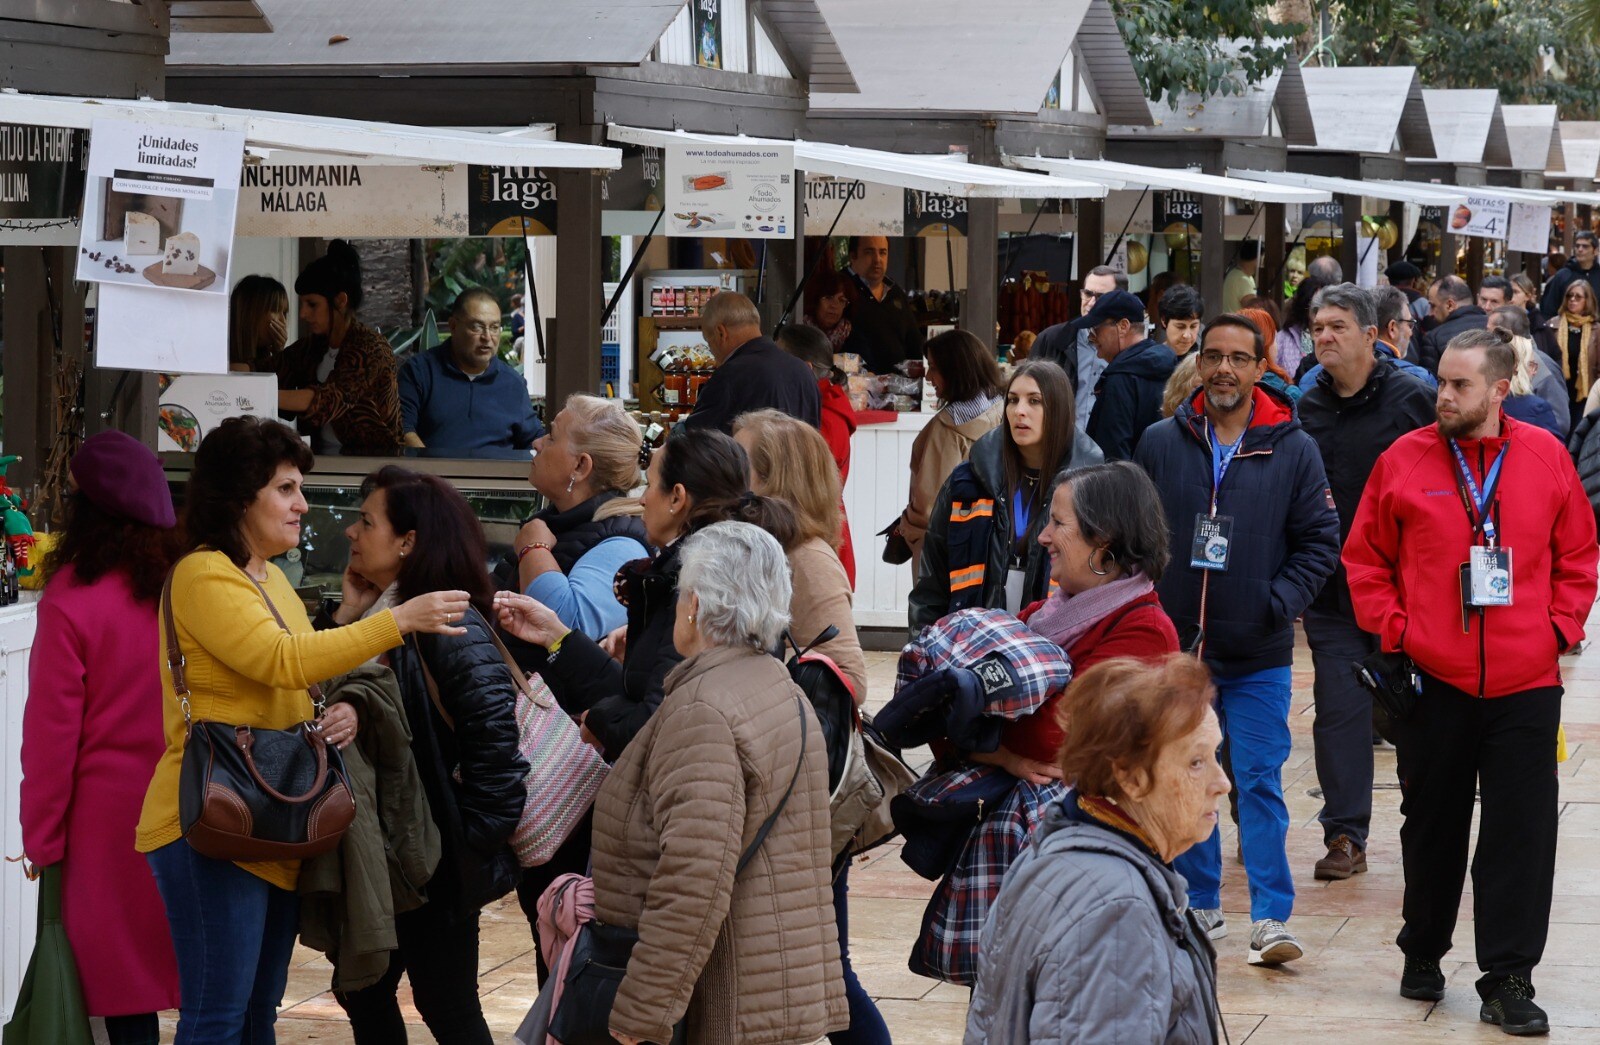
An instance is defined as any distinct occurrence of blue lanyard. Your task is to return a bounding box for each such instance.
[1207,412,1250,512]
[1448,439,1507,546]
[1013,487,1032,542]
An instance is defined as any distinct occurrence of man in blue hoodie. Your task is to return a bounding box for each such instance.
[1078,290,1177,461]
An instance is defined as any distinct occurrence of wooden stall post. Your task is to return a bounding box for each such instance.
[966,198,999,350]
[1265,201,1286,300]
[551,164,604,409]
[1076,198,1104,285]
[1339,193,1360,282]
[1201,193,1225,320]
[1464,236,1484,294]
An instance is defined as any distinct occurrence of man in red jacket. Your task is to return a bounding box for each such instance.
[1344,328,1598,1036]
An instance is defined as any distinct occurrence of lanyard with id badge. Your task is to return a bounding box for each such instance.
[1191,419,1246,571]
[1006,486,1034,611]
[1450,438,1512,627]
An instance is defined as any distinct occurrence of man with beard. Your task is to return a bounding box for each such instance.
[1344,329,1596,1035]
[1135,314,1340,965]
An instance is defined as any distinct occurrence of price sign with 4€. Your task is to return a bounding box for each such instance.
[1446,193,1512,241]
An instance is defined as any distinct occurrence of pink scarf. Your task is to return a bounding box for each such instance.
[1026,572,1154,652]
[536,873,595,1043]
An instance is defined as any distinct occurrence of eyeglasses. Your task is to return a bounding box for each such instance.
[1198,350,1259,371]
[1081,289,1103,300]
[637,422,665,470]
[464,321,503,336]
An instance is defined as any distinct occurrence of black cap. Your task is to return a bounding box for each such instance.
[1385,260,1422,283]
[1069,288,1147,331]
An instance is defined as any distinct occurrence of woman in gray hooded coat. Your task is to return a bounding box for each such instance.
[965,655,1229,1044]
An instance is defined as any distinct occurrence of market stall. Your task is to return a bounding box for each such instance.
[1546,125,1600,255]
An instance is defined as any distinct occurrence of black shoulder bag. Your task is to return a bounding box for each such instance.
[549,696,808,1045]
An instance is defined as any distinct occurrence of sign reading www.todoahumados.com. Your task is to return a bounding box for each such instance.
[664,142,794,239]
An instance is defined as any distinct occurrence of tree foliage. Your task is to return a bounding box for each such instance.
[1331,0,1600,119]
[1110,0,1305,105]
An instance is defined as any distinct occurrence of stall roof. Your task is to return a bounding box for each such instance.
[1550,138,1600,181]
[1363,178,1596,206]
[1109,49,1315,145]
[1299,66,1434,157]
[1421,89,1512,167]
[808,0,1091,114]
[1074,0,1155,127]
[1009,154,1331,203]
[0,91,622,169]
[1227,168,1462,205]
[170,0,273,34]
[1501,104,1563,172]
[607,124,1106,198]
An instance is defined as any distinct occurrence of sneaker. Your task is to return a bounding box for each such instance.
[1314,836,1369,881]
[1193,907,1227,941]
[1248,919,1304,966]
[1400,957,1446,1001]
[1480,976,1549,1036]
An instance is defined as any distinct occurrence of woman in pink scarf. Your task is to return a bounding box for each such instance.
[975,461,1181,781]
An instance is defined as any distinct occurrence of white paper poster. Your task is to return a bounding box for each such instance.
[664,143,794,238]
[1508,203,1553,254]
[1445,193,1512,241]
[157,372,278,452]
[95,282,229,374]
[802,177,903,237]
[237,163,469,238]
[77,120,244,294]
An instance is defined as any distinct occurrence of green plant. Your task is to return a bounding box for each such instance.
[1111,0,1304,104]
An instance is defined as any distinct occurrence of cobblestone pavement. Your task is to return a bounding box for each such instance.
[162,608,1600,1043]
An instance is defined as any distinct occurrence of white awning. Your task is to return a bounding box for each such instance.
[1009,154,1331,203]
[1367,179,1598,207]
[1227,169,1465,205]
[607,124,1106,199]
[0,91,622,170]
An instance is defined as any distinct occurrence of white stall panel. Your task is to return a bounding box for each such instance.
[844,414,932,631]
[0,596,41,1020]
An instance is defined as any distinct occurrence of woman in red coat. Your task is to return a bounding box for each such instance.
[20,432,184,1042]
[979,461,1181,778]
[779,323,859,585]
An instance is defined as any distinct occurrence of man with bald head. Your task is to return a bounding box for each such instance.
[1419,275,1488,374]
[683,291,820,433]
[842,236,926,373]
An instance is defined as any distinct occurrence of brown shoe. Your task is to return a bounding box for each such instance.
[1314,835,1368,880]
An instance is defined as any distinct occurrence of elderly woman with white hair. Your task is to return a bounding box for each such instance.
[582,521,846,1045]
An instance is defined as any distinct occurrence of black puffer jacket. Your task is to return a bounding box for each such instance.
[539,541,684,761]
[1417,305,1488,374]
[390,607,528,916]
[1134,384,1340,675]
[1568,408,1600,533]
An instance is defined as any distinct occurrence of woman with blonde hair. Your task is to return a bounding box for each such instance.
[1161,353,1200,418]
[1535,277,1600,422]
[1494,326,1565,439]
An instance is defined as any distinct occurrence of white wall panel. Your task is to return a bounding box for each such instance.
[0,597,41,1020]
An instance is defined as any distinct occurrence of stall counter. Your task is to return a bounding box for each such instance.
[843,410,934,632]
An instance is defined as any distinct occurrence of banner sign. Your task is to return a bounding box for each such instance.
[236,163,468,238]
[1446,193,1512,241]
[0,124,86,220]
[602,144,665,236]
[468,166,558,236]
[1300,199,1342,233]
[1156,190,1204,238]
[78,119,243,294]
[1507,203,1553,254]
[905,190,968,237]
[691,0,722,69]
[663,143,794,238]
[802,177,904,237]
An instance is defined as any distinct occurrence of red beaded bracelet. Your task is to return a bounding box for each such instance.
[517,542,552,562]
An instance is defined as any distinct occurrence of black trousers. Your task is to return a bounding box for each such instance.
[517,811,594,983]
[335,899,493,1045]
[1396,674,1561,997]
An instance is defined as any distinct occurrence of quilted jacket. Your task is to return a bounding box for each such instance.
[590,644,848,1045]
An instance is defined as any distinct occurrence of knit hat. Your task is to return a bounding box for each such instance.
[293,238,364,310]
[69,431,176,528]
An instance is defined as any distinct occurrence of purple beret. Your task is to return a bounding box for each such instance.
[70,431,176,529]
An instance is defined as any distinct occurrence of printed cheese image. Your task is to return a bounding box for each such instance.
[162,232,201,276]
[125,212,161,256]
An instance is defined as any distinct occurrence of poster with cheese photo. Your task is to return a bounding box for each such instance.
[76,118,243,295]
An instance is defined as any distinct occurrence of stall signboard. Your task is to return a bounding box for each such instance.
[236,163,469,238]
[802,177,904,237]
[157,372,278,453]
[691,0,722,69]
[1043,71,1063,111]
[1156,190,1203,241]
[77,119,243,295]
[1508,203,1553,254]
[468,166,558,236]
[1444,193,1512,241]
[0,124,86,220]
[603,144,665,236]
[663,143,794,238]
[1300,199,1342,234]
[905,191,968,237]
[97,283,230,374]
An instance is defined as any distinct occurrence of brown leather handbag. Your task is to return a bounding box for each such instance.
[162,566,356,862]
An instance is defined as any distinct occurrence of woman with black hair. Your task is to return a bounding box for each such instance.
[277,238,403,455]
[908,359,1103,632]
[495,426,799,762]
[332,465,528,1045]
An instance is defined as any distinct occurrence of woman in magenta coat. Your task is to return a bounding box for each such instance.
[21,431,184,1043]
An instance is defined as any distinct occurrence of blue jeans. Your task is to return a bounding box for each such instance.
[828,861,892,1045]
[147,839,301,1045]
[1173,666,1295,923]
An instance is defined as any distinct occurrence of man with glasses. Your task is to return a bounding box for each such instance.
[1065,288,1174,461]
[1135,314,1339,965]
[1295,284,1434,886]
[399,287,544,452]
[1540,230,1600,320]
[1028,264,1123,429]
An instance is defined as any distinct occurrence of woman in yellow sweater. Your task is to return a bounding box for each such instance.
[136,416,470,1045]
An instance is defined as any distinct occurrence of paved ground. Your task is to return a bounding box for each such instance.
[157,605,1600,1043]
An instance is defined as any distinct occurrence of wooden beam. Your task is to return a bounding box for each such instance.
[1201,193,1225,321]
[1264,202,1286,302]
[1339,193,1360,284]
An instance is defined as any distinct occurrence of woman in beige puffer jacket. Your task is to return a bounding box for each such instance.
[590,521,848,1045]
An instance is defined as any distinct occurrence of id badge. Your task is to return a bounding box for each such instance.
[1469,546,1513,607]
[1190,514,1233,571]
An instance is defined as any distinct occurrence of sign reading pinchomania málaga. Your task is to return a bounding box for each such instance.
[664,143,794,238]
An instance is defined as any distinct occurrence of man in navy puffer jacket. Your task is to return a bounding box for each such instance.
[1134,314,1339,967]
